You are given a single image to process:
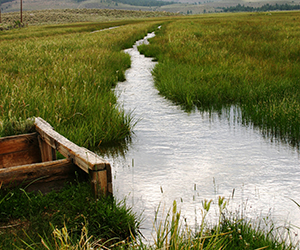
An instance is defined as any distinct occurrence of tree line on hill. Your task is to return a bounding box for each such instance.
[0,0,13,4]
[72,0,174,6]
[0,0,14,8]
[222,3,300,12]
[113,0,175,7]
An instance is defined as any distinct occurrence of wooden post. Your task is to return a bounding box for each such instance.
[90,168,108,197]
[0,0,2,24]
[20,0,22,23]
[106,164,113,194]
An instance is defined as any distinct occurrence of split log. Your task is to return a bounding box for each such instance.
[34,117,109,173]
[0,118,112,196]
[34,117,112,196]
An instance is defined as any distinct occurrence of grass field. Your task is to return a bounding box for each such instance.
[0,20,162,148]
[138,11,300,148]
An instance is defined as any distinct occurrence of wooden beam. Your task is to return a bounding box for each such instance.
[0,133,42,168]
[0,159,77,187]
[20,0,22,23]
[106,164,113,194]
[34,117,110,173]
[90,169,108,197]
[38,135,56,162]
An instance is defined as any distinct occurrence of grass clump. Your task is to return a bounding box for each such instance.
[139,12,300,147]
[0,21,161,148]
[0,181,140,249]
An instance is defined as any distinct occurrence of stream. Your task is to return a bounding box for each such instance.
[103,32,300,241]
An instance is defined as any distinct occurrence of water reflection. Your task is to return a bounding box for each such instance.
[103,32,300,241]
[96,138,132,159]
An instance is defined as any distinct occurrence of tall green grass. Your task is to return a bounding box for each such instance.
[0,181,140,249]
[0,21,161,148]
[4,196,297,249]
[139,12,300,147]
[142,197,298,250]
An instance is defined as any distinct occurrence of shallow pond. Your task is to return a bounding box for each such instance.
[103,32,300,241]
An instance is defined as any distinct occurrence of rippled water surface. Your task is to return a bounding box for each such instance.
[104,33,300,240]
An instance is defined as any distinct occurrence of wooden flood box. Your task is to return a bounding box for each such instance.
[0,117,112,197]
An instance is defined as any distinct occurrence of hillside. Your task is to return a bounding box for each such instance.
[1,0,300,15]
[0,8,178,26]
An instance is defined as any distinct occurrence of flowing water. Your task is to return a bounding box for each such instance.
[103,33,300,241]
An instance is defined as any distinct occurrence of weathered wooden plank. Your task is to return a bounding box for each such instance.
[34,117,110,173]
[0,132,39,154]
[0,159,77,187]
[90,169,108,197]
[0,133,42,169]
[38,135,56,162]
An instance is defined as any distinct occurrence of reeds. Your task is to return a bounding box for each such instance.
[139,12,300,147]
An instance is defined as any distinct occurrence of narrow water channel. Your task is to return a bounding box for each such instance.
[104,32,300,241]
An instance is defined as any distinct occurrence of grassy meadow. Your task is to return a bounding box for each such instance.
[0,20,162,148]
[139,11,300,147]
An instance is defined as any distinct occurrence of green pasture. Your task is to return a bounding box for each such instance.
[0,20,161,148]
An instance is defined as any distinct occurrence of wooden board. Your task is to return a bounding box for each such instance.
[0,133,42,169]
[0,159,77,188]
[38,135,56,162]
[34,117,110,173]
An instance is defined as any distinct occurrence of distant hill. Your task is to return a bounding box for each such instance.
[113,0,175,7]
[1,0,300,15]
[0,8,179,26]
